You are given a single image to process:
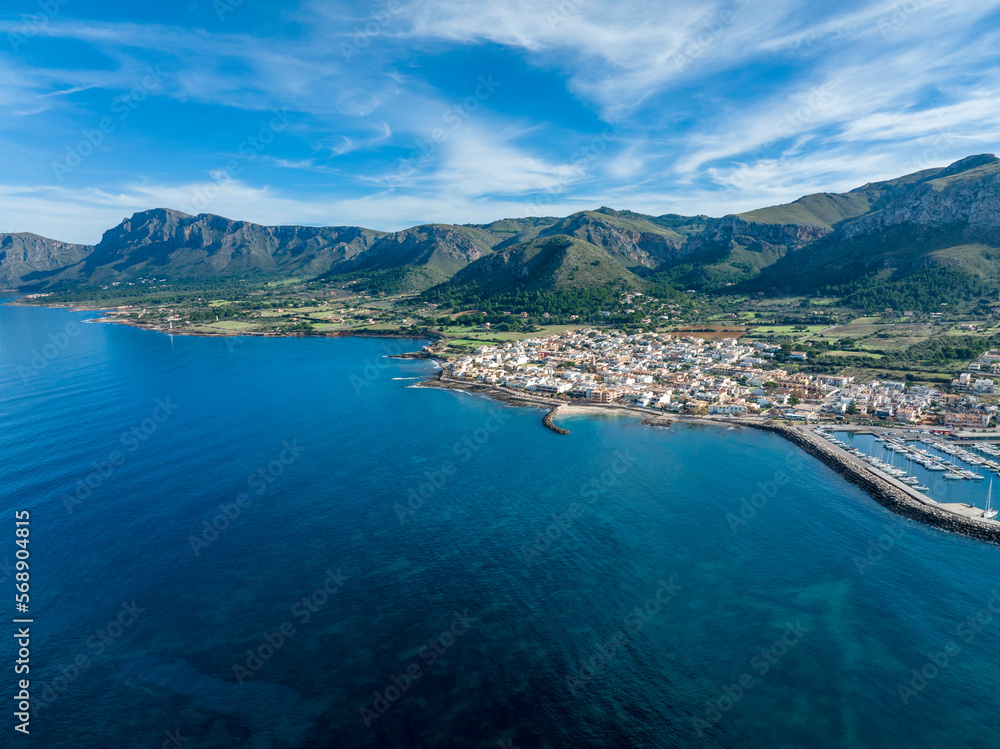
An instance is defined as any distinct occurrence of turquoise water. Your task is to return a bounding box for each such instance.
[3,296,1000,748]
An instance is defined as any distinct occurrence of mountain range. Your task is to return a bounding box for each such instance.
[4,154,1000,302]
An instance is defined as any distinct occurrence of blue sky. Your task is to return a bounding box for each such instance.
[2,0,999,243]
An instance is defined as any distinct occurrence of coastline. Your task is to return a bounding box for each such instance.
[418,373,731,428]
[417,374,686,422]
[739,420,1000,545]
[8,298,446,344]
[14,296,1000,545]
[423,374,1000,545]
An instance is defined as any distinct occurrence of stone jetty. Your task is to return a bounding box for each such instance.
[737,420,1000,545]
[417,376,1000,544]
[542,408,570,435]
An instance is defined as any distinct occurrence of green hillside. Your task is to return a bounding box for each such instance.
[741,222,1000,309]
[8,154,1000,315]
[440,234,644,296]
[928,158,1000,189]
[738,192,874,229]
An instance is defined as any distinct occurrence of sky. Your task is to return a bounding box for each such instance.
[2,0,1000,244]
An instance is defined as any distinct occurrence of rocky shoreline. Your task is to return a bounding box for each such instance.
[416,373,574,410]
[417,375,685,423]
[8,298,449,342]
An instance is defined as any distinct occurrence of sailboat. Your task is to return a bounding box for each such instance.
[984,479,997,520]
[944,457,964,480]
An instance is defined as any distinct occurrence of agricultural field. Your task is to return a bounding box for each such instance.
[673,326,747,339]
[825,350,884,359]
[741,324,832,343]
[198,321,258,331]
[808,323,938,353]
[745,324,831,335]
[438,324,590,344]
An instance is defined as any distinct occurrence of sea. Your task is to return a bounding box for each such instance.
[3,294,1000,748]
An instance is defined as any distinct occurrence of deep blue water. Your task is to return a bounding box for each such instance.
[3,296,1000,748]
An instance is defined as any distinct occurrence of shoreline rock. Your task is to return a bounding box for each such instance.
[542,408,570,435]
[641,416,674,427]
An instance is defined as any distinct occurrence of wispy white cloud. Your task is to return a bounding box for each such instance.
[0,178,608,243]
[328,122,393,155]
[366,125,586,196]
[669,2,1000,188]
[1,0,999,238]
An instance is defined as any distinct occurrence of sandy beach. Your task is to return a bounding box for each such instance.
[419,373,744,429]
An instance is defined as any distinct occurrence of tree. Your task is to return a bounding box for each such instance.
[845,400,858,415]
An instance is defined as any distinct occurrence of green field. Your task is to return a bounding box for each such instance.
[747,324,831,335]
[439,324,588,341]
[197,321,258,331]
[826,350,883,359]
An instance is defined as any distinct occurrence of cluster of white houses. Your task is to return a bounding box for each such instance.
[966,350,1000,375]
[447,330,996,429]
[823,379,939,423]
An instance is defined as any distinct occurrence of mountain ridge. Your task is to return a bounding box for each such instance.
[5,154,999,302]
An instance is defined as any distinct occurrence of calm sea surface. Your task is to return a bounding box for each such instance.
[3,295,1000,748]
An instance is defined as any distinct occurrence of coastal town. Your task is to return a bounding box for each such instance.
[444,329,999,434]
[440,328,1000,532]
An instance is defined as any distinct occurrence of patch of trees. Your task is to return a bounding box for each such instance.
[832,268,992,312]
[898,333,1000,364]
[422,286,683,325]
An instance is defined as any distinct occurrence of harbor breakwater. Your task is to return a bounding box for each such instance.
[420,376,1000,545]
[738,420,1000,546]
[542,408,570,435]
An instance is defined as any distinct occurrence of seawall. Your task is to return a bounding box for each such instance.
[736,420,1000,545]
[417,378,1000,544]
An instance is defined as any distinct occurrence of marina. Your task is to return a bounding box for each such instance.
[814,428,1000,521]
